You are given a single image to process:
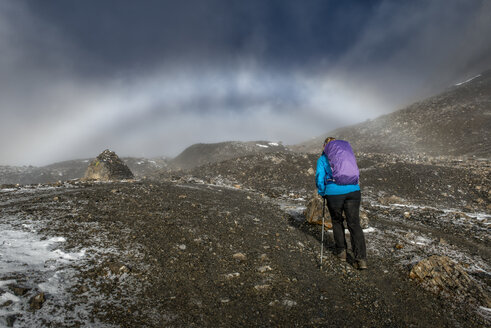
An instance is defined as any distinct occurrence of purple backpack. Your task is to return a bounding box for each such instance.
[324,140,359,185]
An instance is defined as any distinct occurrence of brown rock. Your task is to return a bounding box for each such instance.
[303,193,332,228]
[232,253,247,262]
[410,255,491,307]
[106,262,131,275]
[257,265,273,273]
[29,292,45,310]
[9,285,30,296]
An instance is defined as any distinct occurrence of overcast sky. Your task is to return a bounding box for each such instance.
[1,0,490,165]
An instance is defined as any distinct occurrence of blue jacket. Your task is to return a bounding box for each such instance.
[316,153,360,196]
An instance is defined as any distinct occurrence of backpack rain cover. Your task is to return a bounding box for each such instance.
[324,140,360,185]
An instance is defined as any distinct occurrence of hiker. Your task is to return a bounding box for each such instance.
[316,137,367,269]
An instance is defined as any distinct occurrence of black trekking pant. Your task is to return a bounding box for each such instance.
[325,190,366,260]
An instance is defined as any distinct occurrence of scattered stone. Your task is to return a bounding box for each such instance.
[282,299,297,308]
[224,273,240,280]
[257,265,273,273]
[178,194,187,199]
[178,244,187,250]
[53,196,59,201]
[259,254,268,261]
[29,292,45,310]
[106,262,131,275]
[307,167,315,176]
[83,149,134,181]
[439,238,447,245]
[254,284,271,291]
[395,244,404,250]
[232,253,247,262]
[78,285,89,294]
[409,255,491,307]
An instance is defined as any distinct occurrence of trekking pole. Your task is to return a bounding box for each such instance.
[320,197,325,269]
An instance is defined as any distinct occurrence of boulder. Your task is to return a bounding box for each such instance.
[410,255,491,307]
[304,193,369,229]
[303,193,332,228]
[83,149,134,181]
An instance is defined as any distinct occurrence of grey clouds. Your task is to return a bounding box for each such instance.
[1,0,490,165]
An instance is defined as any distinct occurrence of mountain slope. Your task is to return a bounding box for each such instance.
[294,70,491,157]
[169,140,287,169]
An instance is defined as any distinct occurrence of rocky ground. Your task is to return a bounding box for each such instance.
[0,156,168,185]
[0,151,489,327]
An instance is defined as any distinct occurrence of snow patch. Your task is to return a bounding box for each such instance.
[268,142,279,146]
[0,226,83,275]
[256,144,269,148]
[0,292,20,303]
[0,280,16,288]
[455,74,481,86]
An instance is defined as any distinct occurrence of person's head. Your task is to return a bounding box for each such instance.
[323,137,336,148]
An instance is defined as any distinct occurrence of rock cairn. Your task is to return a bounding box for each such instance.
[83,149,134,181]
[410,255,491,307]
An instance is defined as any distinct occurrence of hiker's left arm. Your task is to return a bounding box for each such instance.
[315,157,326,195]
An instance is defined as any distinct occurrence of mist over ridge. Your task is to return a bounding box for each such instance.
[1,0,490,165]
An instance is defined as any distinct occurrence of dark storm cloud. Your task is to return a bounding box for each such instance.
[0,0,490,165]
[22,0,383,75]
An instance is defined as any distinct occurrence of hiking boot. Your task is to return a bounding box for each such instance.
[336,250,347,262]
[356,259,368,270]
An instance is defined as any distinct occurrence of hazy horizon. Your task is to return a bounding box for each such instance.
[1,0,491,166]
